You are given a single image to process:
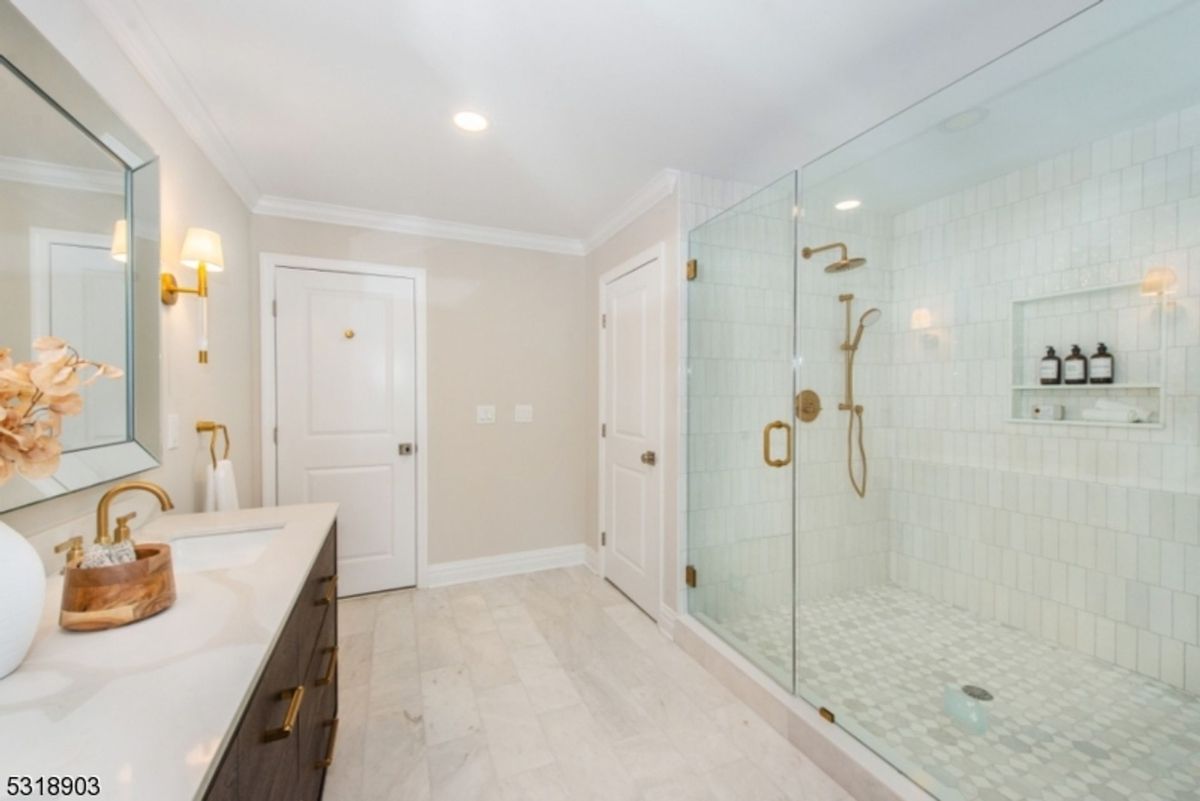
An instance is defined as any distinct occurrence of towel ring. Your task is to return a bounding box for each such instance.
[196,421,231,469]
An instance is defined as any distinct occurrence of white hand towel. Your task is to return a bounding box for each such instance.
[213,459,240,511]
[1094,399,1149,419]
[1081,408,1139,423]
[202,463,217,512]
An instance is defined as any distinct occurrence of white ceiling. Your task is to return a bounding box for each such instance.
[87,0,1095,249]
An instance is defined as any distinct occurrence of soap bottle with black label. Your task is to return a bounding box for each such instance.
[1064,344,1088,384]
[1089,343,1114,384]
[1040,347,1062,385]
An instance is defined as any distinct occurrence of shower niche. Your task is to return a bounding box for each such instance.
[1008,281,1168,428]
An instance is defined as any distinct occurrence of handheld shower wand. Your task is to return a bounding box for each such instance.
[838,295,880,498]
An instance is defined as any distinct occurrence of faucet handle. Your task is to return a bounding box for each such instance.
[114,512,138,544]
[54,536,84,568]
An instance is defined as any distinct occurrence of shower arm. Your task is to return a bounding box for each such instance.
[804,242,850,261]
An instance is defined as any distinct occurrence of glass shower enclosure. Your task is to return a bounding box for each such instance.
[685,2,1200,799]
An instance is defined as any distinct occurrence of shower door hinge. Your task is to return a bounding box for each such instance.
[601,531,606,547]
[819,707,836,724]
[601,423,607,438]
[685,565,697,588]
[686,259,697,281]
[601,313,607,328]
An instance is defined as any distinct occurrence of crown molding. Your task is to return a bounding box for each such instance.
[254,195,588,256]
[0,155,124,195]
[83,0,261,208]
[584,168,679,253]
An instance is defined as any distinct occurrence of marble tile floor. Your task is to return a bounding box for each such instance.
[325,566,853,801]
[731,585,1200,801]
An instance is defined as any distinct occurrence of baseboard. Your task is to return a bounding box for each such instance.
[584,545,601,575]
[425,543,587,588]
[657,603,678,640]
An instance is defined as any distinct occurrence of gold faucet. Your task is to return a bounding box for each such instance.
[96,481,175,545]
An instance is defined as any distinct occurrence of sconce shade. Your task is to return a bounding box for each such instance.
[111,219,128,263]
[180,227,224,272]
[910,308,932,330]
[1140,267,1176,296]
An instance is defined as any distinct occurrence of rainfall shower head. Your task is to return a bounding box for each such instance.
[801,242,867,272]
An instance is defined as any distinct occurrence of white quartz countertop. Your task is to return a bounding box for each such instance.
[0,503,338,801]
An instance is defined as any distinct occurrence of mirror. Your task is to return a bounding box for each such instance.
[0,4,161,513]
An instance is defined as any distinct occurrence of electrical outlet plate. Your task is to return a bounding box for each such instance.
[514,404,533,423]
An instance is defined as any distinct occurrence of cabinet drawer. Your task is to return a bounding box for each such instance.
[296,528,337,662]
[235,606,302,801]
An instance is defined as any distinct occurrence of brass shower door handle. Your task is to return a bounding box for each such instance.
[762,420,792,468]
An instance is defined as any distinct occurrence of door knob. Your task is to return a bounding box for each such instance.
[398,443,414,455]
[640,450,657,466]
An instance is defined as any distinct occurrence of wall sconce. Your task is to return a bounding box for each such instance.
[161,227,224,363]
[110,219,127,263]
[1140,267,1176,296]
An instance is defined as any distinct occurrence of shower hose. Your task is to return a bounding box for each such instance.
[847,404,867,498]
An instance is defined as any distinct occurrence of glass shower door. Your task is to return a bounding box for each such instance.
[685,172,797,690]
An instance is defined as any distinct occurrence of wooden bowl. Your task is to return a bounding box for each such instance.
[59,543,176,632]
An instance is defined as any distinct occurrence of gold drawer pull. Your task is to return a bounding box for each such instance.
[317,718,340,768]
[264,685,305,742]
[317,574,338,606]
[317,646,338,686]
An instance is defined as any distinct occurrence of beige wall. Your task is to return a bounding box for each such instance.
[2,2,255,542]
[584,193,681,613]
[252,216,590,564]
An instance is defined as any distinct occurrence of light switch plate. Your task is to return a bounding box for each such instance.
[476,405,496,424]
[166,413,180,450]
[514,404,534,423]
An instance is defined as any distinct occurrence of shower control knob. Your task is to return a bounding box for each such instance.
[796,390,822,423]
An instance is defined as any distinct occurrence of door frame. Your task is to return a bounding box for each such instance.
[596,242,667,617]
[258,252,429,587]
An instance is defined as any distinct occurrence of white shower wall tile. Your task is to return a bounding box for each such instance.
[887,106,1200,690]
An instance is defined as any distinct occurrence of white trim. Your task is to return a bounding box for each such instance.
[656,603,678,641]
[84,0,261,207]
[254,195,588,257]
[0,156,123,195]
[597,243,668,619]
[584,545,601,575]
[584,169,680,253]
[425,544,587,588]
[258,252,430,588]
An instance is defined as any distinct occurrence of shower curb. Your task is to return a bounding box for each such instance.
[674,615,938,801]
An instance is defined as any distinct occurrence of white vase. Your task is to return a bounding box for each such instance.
[0,521,46,679]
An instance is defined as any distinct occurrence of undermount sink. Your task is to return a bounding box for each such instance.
[170,526,282,574]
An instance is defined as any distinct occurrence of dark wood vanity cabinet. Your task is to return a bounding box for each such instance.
[204,525,339,801]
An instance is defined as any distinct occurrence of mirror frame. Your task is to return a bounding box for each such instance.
[0,1,161,512]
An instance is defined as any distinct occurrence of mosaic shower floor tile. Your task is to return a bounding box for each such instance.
[729,585,1200,801]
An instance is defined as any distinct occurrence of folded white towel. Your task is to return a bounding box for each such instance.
[1081,408,1140,423]
[202,464,217,512]
[213,459,240,512]
[1094,399,1149,419]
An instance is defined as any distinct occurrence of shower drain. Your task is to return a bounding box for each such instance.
[962,685,994,701]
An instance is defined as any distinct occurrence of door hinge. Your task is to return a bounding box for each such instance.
[601,531,606,547]
[601,422,607,438]
[601,313,607,328]
[686,258,698,281]
[685,565,697,588]
[272,427,277,444]
[272,299,277,317]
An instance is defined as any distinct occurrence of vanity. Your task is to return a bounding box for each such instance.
[0,504,340,800]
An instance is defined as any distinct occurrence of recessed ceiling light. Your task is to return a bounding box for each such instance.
[834,199,862,211]
[453,111,489,132]
[939,107,988,133]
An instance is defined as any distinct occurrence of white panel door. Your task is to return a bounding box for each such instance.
[275,266,417,594]
[602,255,662,618]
